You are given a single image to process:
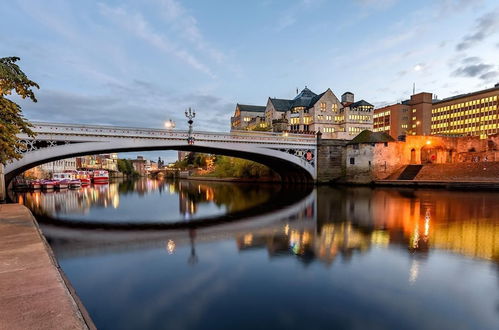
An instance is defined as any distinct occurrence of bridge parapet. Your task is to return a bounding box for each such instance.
[28,122,316,146]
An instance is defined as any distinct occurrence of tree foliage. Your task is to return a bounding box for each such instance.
[211,156,272,178]
[117,159,137,176]
[0,57,39,164]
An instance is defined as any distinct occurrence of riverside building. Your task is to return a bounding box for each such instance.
[373,102,411,139]
[232,87,374,139]
[431,83,499,139]
[230,104,267,131]
[373,92,434,138]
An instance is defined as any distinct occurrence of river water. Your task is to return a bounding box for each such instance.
[13,179,499,330]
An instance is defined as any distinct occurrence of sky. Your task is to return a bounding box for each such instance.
[2,0,499,161]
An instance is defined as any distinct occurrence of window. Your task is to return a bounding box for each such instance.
[350,157,355,165]
[320,102,326,111]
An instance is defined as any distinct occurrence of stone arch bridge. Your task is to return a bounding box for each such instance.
[4,122,319,184]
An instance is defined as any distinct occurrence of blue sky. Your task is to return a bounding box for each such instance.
[2,0,499,161]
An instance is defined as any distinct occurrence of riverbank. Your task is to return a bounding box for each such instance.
[0,204,94,330]
[374,179,499,190]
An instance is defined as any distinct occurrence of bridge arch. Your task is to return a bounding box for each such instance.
[4,122,318,184]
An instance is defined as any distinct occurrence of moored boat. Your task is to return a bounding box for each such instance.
[69,179,82,189]
[53,172,75,189]
[92,170,109,184]
[29,180,42,190]
[76,170,91,185]
[54,180,69,189]
[41,180,56,190]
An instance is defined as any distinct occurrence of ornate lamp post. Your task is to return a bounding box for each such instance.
[185,107,196,145]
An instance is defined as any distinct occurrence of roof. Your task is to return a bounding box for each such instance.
[433,84,499,105]
[270,87,328,111]
[348,130,395,144]
[350,100,373,108]
[342,91,354,95]
[269,98,293,111]
[293,87,317,100]
[237,104,266,113]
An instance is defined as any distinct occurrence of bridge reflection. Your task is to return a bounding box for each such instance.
[27,184,499,268]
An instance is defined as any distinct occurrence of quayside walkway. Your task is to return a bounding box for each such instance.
[0,204,93,330]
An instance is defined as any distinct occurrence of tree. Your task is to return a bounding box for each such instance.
[0,57,39,165]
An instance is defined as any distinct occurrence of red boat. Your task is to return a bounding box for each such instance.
[92,170,109,184]
[41,180,56,190]
[76,171,91,185]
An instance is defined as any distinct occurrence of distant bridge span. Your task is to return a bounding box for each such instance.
[4,122,318,183]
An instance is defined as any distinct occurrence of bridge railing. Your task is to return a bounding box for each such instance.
[28,122,317,145]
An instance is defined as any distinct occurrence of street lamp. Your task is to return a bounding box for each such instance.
[185,107,196,145]
[164,119,176,130]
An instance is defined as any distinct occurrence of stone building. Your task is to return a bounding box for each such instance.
[345,131,397,183]
[345,129,499,183]
[263,87,374,139]
[230,104,267,131]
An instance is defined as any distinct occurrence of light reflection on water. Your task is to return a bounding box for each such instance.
[15,178,278,222]
[16,181,499,329]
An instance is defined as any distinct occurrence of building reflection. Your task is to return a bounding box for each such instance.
[15,180,498,266]
[14,178,277,222]
[236,187,499,265]
[16,183,119,216]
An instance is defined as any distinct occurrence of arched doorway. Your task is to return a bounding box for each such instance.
[410,148,416,164]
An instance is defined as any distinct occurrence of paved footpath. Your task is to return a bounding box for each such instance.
[0,204,93,330]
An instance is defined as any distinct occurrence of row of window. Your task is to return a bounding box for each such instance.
[432,115,499,128]
[433,96,498,113]
[373,111,390,118]
[432,106,498,121]
[373,126,390,132]
[348,114,371,121]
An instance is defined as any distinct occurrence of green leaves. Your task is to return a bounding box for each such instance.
[0,57,38,165]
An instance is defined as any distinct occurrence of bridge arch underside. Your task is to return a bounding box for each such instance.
[5,142,315,184]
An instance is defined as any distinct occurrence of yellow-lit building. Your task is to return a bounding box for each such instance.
[431,84,499,138]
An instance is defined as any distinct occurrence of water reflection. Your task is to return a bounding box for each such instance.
[19,183,499,329]
[14,178,279,223]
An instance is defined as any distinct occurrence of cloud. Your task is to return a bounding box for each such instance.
[354,0,397,9]
[452,59,498,81]
[438,0,484,14]
[19,80,233,133]
[98,4,215,77]
[156,0,226,64]
[479,71,498,80]
[274,0,324,31]
[456,8,499,51]
[462,56,481,64]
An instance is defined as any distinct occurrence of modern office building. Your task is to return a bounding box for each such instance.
[373,102,410,139]
[373,92,434,138]
[431,83,499,138]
